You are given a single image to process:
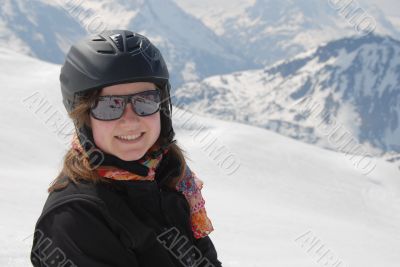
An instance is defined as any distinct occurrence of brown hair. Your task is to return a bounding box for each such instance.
[49,89,188,192]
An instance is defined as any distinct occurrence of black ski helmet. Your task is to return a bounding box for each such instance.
[61,30,174,143]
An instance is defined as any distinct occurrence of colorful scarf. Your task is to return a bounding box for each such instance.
[72,134,214,239]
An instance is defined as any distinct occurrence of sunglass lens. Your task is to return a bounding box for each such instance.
[131,91,160,116]
[91,96,125,120]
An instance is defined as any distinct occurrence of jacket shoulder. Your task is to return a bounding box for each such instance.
[31,180,140,267]
[40,178,106,221]
[36,177,158,252]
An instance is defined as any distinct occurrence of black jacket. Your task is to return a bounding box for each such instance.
[30,153,222,267]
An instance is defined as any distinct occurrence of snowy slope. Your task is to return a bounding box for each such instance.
[1,47,400,266]
[175,0,400,66]
[175,34,400,158]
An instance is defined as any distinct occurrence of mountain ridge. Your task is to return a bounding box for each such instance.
[175,33,400,160]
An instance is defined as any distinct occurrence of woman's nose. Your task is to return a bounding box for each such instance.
[120,102,140,122]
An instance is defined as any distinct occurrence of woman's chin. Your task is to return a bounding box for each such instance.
[115,151,146,161]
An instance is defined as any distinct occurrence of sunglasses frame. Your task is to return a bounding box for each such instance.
[90,89,161,121]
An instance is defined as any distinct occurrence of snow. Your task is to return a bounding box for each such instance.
[1,48,400,266]
[175,110,400,266]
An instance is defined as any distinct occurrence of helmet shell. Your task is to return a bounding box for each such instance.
[60,30,169,113]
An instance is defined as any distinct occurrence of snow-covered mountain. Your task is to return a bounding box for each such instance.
[175,34,400,158]
[176,0,400,66]
[0,0,256,86]
[120,0,256,85]
[0,0,86,63]
[2,0,398,86]
[1,48,400,267]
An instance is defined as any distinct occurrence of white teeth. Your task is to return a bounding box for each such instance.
[116,133,142,141]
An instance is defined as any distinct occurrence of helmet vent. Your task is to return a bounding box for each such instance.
[110,34,124,52]
[92,36,105,41]
[97,49,115,54]
[90,41,116,54]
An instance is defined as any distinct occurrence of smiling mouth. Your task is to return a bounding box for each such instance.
[115,132,145,141]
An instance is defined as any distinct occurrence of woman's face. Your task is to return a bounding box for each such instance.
[90,82,161,161]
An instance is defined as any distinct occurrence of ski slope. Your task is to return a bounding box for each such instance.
[0,49,399,266]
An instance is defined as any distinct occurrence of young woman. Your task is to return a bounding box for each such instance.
[30,30,222,267]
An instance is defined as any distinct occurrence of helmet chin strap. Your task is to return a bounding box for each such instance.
[76,124,150,176]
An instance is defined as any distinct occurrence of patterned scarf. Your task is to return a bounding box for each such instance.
[72,134,214,239]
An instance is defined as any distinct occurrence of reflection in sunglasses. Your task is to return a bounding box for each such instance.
[112,98,124,108]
